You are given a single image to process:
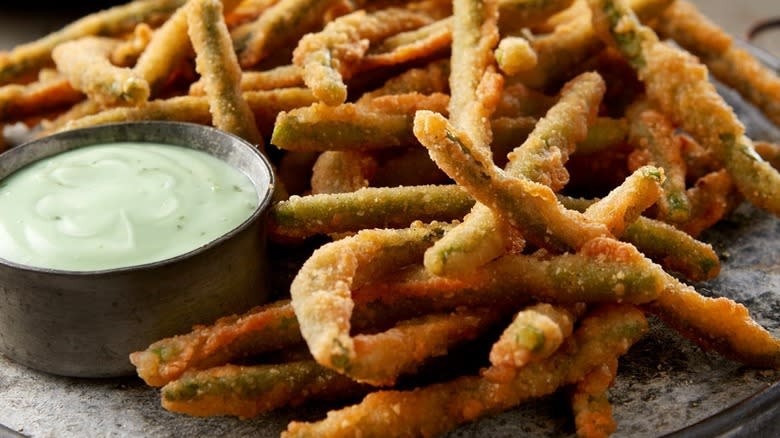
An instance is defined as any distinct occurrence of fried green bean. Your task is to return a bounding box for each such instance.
[271,95,448,151]
[422,203,516,278]
[627,221,720,280]
[495,36,538,76]
[0,74,83,123]
[358,92,450,114]
[364,0,580,75]
[504,72,604,192]
[225,0,279,26]
[52,37,150,106]
[498,0,574,34]
[494,82,556,118]
[512,14,600,90]
[190,65,303,95]
[678,132,720,183]
[571,357,619,438]
[645,276,780,369]
[423,72,604,275]
[588,0,780,217]
[239,65,304,90]
[161,360,368,418]
[268,185,473,241]
[290,223,470,380]
[188,0,264,147]
[362,18,453,71]
[0,0,185,85]
[272,106,410,151]
[402,0,454,17]
[135,265,574,397]
[359,59,450,100]
[233,0,338,68]
[272,93,536,153]
[132,288,481,389]
[535,0,588,32]
[415,110,609,254]
[310,151,377,194]
[130,300,301,387]
[37,99,103,136]
[243,88,318,136]
[134,5,192,97]
[627,101,690,223]
[582,165,663,236]
[679,169,737,238]
[559,195,721,281]
[110,23,154,67]
[293,8,432,105]
[755,141,780,170]
[283,304,647,438]
[575,116,628,155]
[365,0,573,80]
[489,116,539,158]
[514,0,673,90]
[653,0,780,128]
[489,303,578,368]
[338,308,500,385]
[58,88,314,134]
[357,236,664,309]
[449,0,500,149]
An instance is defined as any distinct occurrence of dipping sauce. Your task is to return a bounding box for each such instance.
[0,142,259,271]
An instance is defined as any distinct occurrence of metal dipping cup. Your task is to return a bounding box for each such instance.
[0,122,275,377]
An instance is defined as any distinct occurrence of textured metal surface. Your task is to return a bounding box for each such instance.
[0,122,275,377]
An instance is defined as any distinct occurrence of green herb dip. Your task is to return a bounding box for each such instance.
[0,142,259,271]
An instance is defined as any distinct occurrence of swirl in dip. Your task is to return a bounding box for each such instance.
[0,142,259,271]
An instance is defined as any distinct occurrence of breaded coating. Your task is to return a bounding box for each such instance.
[293,8,431,105]
[627,100,691,223]
[190,65,303,95]
[161,361,368,418]
[571,358,619,438]
[269,185,474,240]
[0,73,83,123]
[588,0,780,217]
[188,0,264,146]
[654,0,780,128]
[0,0,185,85]
[495,36,538,75]
[283,305,647,438]
[52,37,150,106]
[415,110,610,254]
[233,0,339,68]
[423,73,605,275]
[489,303,579,368]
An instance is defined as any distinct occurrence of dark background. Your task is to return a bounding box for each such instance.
[0,1,125,11]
